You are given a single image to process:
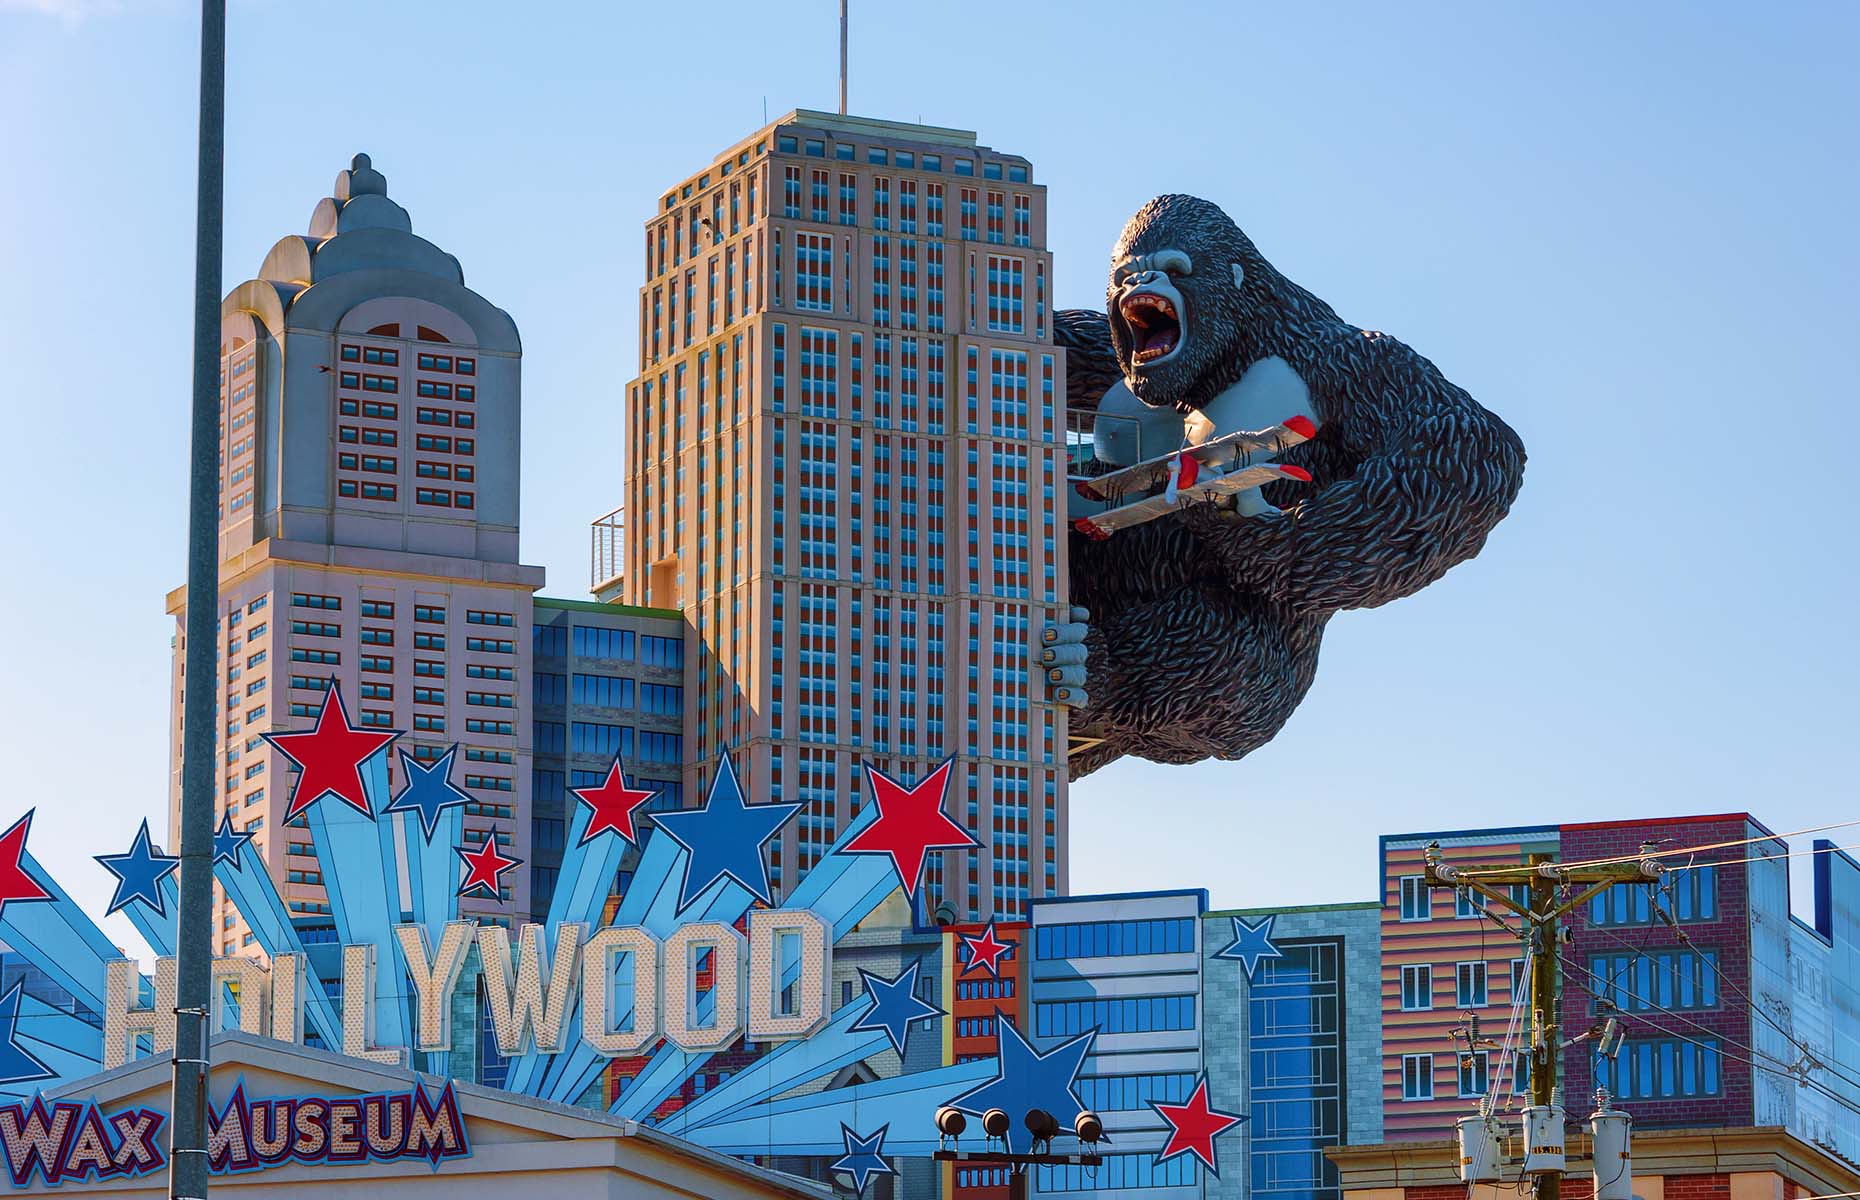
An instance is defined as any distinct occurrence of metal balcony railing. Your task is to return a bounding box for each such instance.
[590,507,624,596]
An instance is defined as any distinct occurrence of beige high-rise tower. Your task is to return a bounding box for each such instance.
[613,111,1070,921]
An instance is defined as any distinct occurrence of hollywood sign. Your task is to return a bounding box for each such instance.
[102,911,832,1069]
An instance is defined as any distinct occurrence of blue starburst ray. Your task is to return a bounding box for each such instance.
[214,836,342,1049]
[518,828,692,1102]
[675,1059,998,1158]
[0,989,103,1096]
[1,847,128,1015]
[500,797,643,1099]
[306,747,412,1055]
[673,996,900,1130]
[123,872,182,959]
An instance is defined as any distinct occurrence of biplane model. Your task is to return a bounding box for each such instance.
[1069,412,1318,539]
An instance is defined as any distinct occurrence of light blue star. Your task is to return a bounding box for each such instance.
[1214,914,1285,980]
[947,1016,1096,1154]
[849,959,943,1056]
[650,751,802,912]
[0,983,53,1085]
[94,819,180,917]
[383,746,473,842]
[212,813,254,870]
[830,1124,896,1196]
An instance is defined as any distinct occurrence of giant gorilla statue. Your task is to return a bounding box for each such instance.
[1048,195,1526,776]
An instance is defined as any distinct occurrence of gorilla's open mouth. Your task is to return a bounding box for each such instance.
[1121,292,1183,365]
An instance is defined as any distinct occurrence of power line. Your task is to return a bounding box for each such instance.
[1456,819,1860,879]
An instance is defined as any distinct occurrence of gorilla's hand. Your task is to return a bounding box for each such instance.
[1035,607,1092,708]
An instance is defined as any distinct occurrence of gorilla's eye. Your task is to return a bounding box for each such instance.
[1154,249,1193,277]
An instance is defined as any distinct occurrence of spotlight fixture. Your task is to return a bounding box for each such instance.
[1024,1107,1059,1151]
[982,1108,1011,1141]
[935,1106,968,1149]
[1074,1111,1103,1145]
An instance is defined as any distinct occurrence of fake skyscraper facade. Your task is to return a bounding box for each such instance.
[168,154,546,946]
[613,111,1070,920]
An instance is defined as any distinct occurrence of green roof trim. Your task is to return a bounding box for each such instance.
[534,595,684,622]
[1205,900,1378,918]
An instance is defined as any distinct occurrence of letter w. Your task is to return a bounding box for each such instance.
[476,923,583,1056]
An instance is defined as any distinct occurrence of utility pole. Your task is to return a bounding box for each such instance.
[1425,846,1661,1200]
[171,0,226,1197]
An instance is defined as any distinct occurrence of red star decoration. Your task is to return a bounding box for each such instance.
[842,760,977,900]
[263,682,399,822]
[1153,1077,1246,1176]
[959,922,1014,978]
[455,834,523,901]
[572,758,657,847]
[0,812,52,918]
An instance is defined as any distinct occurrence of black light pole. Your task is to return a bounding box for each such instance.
[171,0,226,1196]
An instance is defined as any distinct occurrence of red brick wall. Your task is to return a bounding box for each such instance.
[1559,816,1753,1130]
[1664,1172,1732,1200]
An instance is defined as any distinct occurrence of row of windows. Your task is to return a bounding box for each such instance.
[1033,994,1195,1039]
[953,978,1014,1001]
[1400,961,1500,1010]
[1074,1072,1196,1114]
[774,133,1027,181]
[1033,917,1195,961]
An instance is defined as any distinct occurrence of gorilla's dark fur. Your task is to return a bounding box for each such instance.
[1061,195,1526,776]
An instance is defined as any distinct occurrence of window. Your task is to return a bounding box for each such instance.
[1589,950,1720,1012]
[794,232,833,312]
[1033,994,1195,1038]
[1401,1054,1433,1101]
[1456,961,1489,1008]
[985,255,1024,333]
[1590,867,1718,926]
[573,625,635,660]
[466,610,515,626]
[572,673,632,708]
[1401,964,1432,1011]
[292,593,341,611]
[1399,876,1431,921]
[1456,889,1480,919]
[1033,917,1194,959]
[1595,1037,1722,1099]
[1458,1051,1491,1097]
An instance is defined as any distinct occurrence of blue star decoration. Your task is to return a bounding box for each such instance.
[94,819,180,918]
[0,982,53,1085]
[212,813,254,870]
[1214,914,1285,980]
[650,750,802,913]
[948,1014,1096,1155]
[849,959,943,1056]
[830,1124,896,1197]
[383,746,474,841]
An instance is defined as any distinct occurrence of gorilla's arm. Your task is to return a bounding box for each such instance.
[1055,308,1122,411]
[1179,333,1526,615]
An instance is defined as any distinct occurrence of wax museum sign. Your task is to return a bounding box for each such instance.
[0,1082,467,1187]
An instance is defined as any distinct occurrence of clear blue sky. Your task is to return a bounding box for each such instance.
[3,0,1855,926]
